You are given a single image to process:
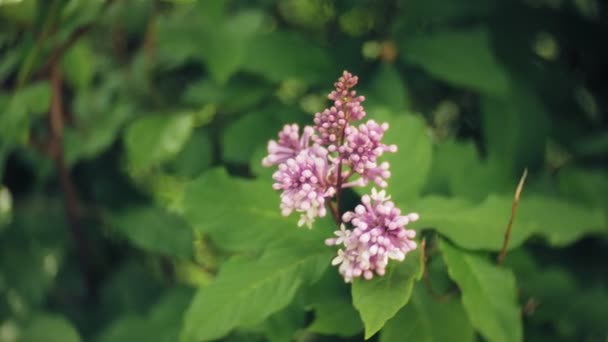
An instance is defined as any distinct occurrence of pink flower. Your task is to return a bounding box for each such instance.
[272,148,336,228]
[326,189,418,282]
[262,124,315,167]
[339,120,396,187]
[314,71,366,149]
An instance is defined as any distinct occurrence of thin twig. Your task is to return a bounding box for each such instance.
[49,63,97,298]
[497,169,528,265]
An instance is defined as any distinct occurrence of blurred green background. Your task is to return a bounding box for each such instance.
[0,0,607,341]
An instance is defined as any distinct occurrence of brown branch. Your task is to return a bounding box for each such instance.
[49,63,98,298]
[327,201,340,225]
[43,25,92,73]
[41,0,116,75]
[497,168,528,265]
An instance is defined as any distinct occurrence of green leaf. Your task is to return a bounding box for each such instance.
[257,305,306,342]
[61,40,94,90]
[400,29,510,96]
[558,167,608,210]
[352,248,423,339]
[166,130,213,179]
[409,194,607,251]
[0,82,50,146]
[183,168,329,251]
[97,289,192,342]
[382,114,433,202]
[21,314,81,342]
[440,240,522,342]
[199,10,265,84]
[64,102,132,165]
[423,139,511,200]
[180,245,331,342]
[482,86,549,175]
[366,64,411,112]
[108,206,193,258]
[380,284,474,342]
[242,31,333,84]
[222,112,281,164]
[124,113,194,172]
[306,268,363,337]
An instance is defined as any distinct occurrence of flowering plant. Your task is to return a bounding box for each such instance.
[263,71,419,282]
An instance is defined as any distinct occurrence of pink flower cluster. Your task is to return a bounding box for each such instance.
[263,71,418,282]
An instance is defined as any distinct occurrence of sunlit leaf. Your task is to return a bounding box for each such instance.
[180,244,331,342]
[124,113,194,172]
[409,194,606,250]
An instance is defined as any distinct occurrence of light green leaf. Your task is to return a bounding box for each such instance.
[124,113,194,172]
[198,10,265,84]
[21,314,81,342]
[383,114,433,202]
[0,82,50,146]
[108,206,193,258]
[352,248,423,339]
[440,240,522,342]
[409,194,606,251]
[381,284,474,342]
[400,29,510,96]
[366,64,410,111]
[222,112,281,164]
[183,168,329,251]
[242,31,333,84]
[180,245,331,342]
[61,40,94,90]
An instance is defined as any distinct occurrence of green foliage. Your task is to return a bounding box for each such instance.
[352,249,423,339]
[441,241,522,342]
[400,28,510,96]
[381,284,475,342]
[181,245,331,342]
[1,0,607,341]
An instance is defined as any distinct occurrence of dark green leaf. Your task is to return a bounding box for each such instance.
[21,314,81,342]
[242,31,333,85]
[352,248,423,339]
[365,64,410,112]
[440,240,522,342]
[381,284,474,342]
[108,206,193,258]
[400,29,510,96]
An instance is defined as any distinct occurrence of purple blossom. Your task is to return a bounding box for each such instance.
[314,71,366,149]
[262,124,315,167]
[339,120,397,187]
[325,189,418,282]
[272,148,336,228]
[262,71,420,282]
